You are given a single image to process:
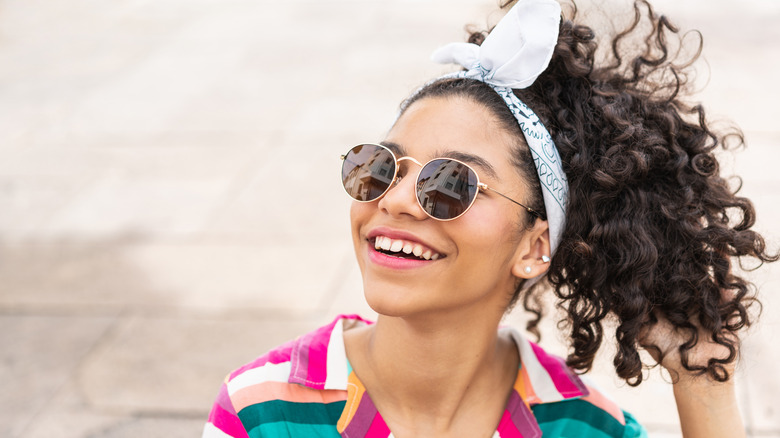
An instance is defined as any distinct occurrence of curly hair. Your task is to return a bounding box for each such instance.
[400,0,777,385]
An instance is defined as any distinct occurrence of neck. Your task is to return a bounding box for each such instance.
[348,308,518,433]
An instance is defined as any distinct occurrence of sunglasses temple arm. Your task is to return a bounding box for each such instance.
[478,183,540,217]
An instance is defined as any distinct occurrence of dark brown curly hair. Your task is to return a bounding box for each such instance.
[400,0,777,386]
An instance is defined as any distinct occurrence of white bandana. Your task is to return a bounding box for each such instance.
[430,0,568,279]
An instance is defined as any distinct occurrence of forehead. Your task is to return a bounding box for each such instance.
[385,96,520,174]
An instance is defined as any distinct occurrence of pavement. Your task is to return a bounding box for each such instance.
[1,0,779,436]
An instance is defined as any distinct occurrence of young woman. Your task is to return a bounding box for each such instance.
[204,0,775,436]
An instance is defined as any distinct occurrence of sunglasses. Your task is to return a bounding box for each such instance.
[340,143,542,221]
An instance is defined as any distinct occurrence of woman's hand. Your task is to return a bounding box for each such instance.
[639,312,746,438]
[639,312,736,381]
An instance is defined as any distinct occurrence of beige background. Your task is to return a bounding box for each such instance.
[1,0,778,436]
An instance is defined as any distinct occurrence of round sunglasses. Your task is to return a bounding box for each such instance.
[340,143,542,221]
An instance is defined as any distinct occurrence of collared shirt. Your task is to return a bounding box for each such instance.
[203,315,647,438]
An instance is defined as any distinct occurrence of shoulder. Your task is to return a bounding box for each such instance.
[506,327,647,438]
[225,314,370,390]
[204,314,371,438]
[531,380,647,438]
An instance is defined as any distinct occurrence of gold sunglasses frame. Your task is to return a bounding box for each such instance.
[340,143,542,221]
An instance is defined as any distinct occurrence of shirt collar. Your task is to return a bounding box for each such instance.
[288,315,588,436]
[288,314,370,390]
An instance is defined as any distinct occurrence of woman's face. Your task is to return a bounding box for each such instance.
[350,96,547,319]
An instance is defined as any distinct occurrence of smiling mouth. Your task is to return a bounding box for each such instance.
[370,236,444,261]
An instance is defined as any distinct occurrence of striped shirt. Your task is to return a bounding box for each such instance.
[203,314,647,438]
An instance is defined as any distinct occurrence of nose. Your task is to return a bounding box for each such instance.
[376,166,429,221]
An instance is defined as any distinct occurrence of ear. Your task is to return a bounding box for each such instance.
[510,219,551,279]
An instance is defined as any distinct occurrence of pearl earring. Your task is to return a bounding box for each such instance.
[524,266,532,274]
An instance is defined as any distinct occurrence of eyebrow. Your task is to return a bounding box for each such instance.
[379,140,499,180]
[379,141,406,157]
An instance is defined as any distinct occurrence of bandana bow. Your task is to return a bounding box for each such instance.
[431,0,561,89]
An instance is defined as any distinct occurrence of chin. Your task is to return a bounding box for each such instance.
[362,287,411,318]
[361,279,433,318]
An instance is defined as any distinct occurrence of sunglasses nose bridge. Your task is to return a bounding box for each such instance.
[396,156,423,165]
[392,155,425,187]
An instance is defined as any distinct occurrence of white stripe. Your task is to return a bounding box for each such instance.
[505,327,563,403]
[324,318,349,390]
[227,361,292,396]
[202,422,234,438]
[491,431,501,438]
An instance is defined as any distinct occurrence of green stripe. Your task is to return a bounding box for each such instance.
[532,399,636,437]
[249,421,342,438]
[238,400,346,436]
[623,411,648,438]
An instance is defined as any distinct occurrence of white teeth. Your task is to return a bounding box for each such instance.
[373,235,442,260]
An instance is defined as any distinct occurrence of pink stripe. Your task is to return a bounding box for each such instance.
[504,390,542,437]
[496,409,522,438]
[208,401,248,437]
[229,340,295,380]
[305,327,332,389]
[342,385,378,437]
[364,412,392,438]
[212,382,235,415]
[529,342,587,397]
[290,319,339,389]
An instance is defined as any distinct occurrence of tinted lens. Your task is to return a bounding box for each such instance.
[341,144,396,201]
[416,159,478,220]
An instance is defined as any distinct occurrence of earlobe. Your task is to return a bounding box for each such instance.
[511,220,551,279]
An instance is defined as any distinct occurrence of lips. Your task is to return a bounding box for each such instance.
[365,228,445,265]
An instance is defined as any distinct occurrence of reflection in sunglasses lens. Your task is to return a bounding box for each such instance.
[342,144,396,201]
[417,159,478,220]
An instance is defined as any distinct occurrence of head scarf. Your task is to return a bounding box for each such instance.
[430,0,568,283]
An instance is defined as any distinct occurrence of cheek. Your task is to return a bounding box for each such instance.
[349,202,369,271]
[455,202,523,263]
[349,201,377,244]
[349,202,365,238]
